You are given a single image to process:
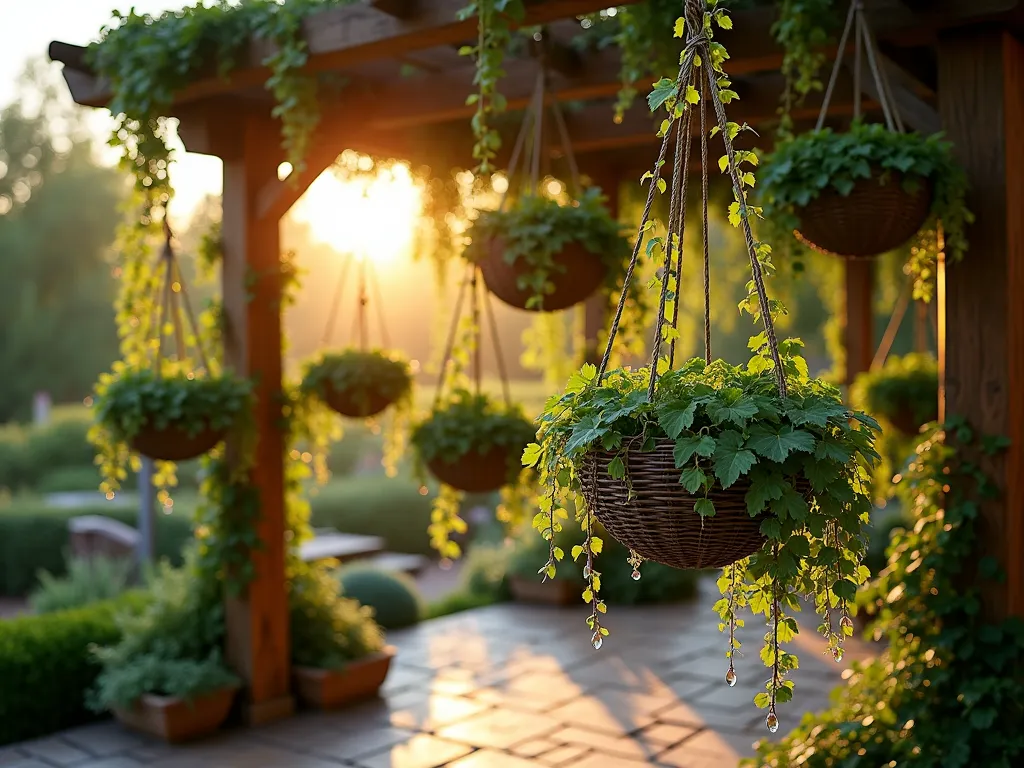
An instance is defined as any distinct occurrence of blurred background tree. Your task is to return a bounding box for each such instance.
[0,60,124,422]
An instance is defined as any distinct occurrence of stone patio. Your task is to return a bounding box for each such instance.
[1,579,865,768]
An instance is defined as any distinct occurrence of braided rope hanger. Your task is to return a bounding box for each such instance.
[596,0,787,399]
[148,213,211,378]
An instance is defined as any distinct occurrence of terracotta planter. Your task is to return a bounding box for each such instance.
[130,424,225,462]
[479,238,607,312]
[794,172,932,258]
[112,685,238,743]
[293,647,396,709]
[427,445,518,494]
[323,384,396,419]
[509,574,580,606]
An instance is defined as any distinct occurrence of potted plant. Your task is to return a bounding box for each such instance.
[289,565,395,709]
[850,352,938,436]
[90,364,252,490]
[465,187,632,312]
[412,389,535,494]
[88,565,240,743]
[411,389,536,559]
[758,122,970,261]
[300,349,412,419]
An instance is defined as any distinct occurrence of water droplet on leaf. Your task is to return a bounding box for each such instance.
[725,667,737,687]
[583,565,592,579]
[591,631,604,650]
[832,646,844,663]
[440,559,452,571]
[631,569,641,581]
[766,711,779,733]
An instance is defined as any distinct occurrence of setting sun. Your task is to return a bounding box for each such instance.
[290,161,422,266]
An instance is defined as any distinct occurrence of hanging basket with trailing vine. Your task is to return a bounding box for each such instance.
[300,255,412,419]
[850,352,938,436]
[524,0,880,731]
[758,4,970,262]
[462,55,631,312]
[411,264,534,559]
[90,223,252,486]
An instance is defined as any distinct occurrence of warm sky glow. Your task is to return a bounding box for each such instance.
[291,163,423,266]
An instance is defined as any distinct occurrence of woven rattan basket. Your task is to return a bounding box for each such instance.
[795,172,932,258]
[479,238,607,312]
[323,385,395,419]
[580,440,809,570]
[131,425,225,462]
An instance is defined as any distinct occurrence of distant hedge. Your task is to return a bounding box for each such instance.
[0,503,192,596]
[0,590,148,745]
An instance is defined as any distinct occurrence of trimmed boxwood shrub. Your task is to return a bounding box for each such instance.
[0,503,192,596]
[0,590,148,745]
[337,565,424,629]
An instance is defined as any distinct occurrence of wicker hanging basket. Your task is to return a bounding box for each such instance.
[322,385,396,419]
[479,238,607,312]
[130,424,225,462]
[581,441,773,570]
[794,171,932,258]
[427,444,518,494]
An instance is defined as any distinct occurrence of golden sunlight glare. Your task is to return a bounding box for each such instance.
[291,163,422,266]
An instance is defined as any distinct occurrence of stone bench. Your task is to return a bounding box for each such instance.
[68,515,139,561]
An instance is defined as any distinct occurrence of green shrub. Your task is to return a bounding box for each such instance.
[0,501,192,596]
[308,476,435,556]
[30,556,135,614]
[0,589,148,746]
[337,565,423,629]
[0,410,95,492]
[850,352,939,431]
[290,564,384,669]
[35,465,105,494]
[89,564,236,712]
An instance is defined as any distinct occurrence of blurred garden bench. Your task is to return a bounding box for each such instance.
[302,528,428,576]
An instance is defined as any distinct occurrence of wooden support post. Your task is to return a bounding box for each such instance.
[844,257,875,386]
[220,115,293,723]
[582,171,621,365]
[938,29,1024,619]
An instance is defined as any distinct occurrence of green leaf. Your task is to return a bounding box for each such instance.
[707,396,759,427]
[746,424,816,462]
[679,465,707,493]
[521,443,541,467]
[771,485,810,521]
[745,467,787,514]
[713,431,757,488]
[648,79,677,112]
[658,401,697,438]
[608,456,626,479]
[673,434,716,467]
[695,498,716,517]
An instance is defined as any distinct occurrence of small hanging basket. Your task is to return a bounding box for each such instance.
[479,238,607,312]
[426,444,519,494]
[794,172,932,258]
[580,442,769,570]
[130,424,225,462]
[322,386,396,419]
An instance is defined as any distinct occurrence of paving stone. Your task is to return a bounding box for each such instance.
[0,760,52,768]
[436,709,556,750]
[654,701,756,734]
[545,689,672,735]
[353,734,472,768]
[0,748,28,767]
[305,726,417,761]
[509,739,560,759]
[657,728,749,767]
[562,753,657,768]
[75,758,144,768]
[545,727,658,762]
[146,742,343,768]
[18,737,91,766]
[446,750,539,768]
[60,723,149,758]
[636,722,699,749]
[536,743,590,766]
[387,692,491,731]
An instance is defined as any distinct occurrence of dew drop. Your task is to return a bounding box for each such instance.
[766,711,779,733]
[440,558,453,571]
[583,565,592,579]
[840,615,854,631]
[725,667,737,687]
[832,646,845,663]
[631,569,641,581]
[591,631,604,650]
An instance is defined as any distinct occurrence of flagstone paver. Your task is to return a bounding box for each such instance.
[12,578,863,768]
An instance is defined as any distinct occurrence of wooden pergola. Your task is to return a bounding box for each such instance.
[51,0,1023,723]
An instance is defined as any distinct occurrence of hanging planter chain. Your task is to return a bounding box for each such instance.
[321,251,392,351]
[148,214,211,377]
